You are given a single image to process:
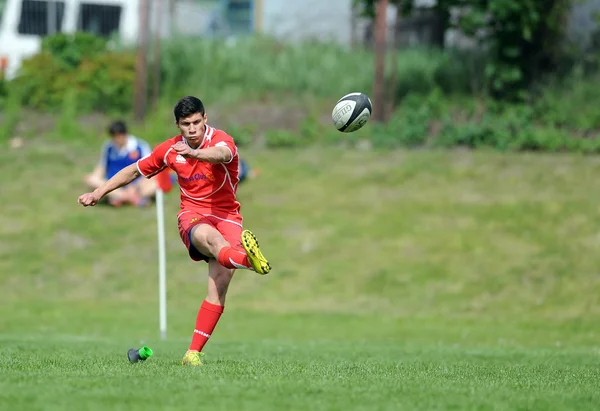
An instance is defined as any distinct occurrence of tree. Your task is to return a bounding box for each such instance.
[356,0,575,102]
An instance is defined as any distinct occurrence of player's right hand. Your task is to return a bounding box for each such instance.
[78,192,100,207]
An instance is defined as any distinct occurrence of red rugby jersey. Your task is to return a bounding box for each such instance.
[137,125,240,214]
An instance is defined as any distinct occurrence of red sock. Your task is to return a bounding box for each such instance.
[217,246,251,269]
[189,300,224,352]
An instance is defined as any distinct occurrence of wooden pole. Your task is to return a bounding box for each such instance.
[134,0,150,122]
[386,2,401,121]
[350,1,358,49]
[372,0,388,123]
[152,0,162,111]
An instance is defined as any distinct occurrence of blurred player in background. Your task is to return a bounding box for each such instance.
[84,120,156,207]
[238,157,260,184]
[78,96,272,366]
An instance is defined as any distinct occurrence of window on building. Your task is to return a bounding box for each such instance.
[77,3,122,37]
[225,0,253,34]
[18,0,66,36]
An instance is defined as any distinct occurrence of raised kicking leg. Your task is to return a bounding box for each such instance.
[191,222,271,275]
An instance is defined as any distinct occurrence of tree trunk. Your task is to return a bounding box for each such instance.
[386,3,401,121]
[133,0,150,122]
[151,0,162,111]
[350,1,358,49]
[372,0,388,123]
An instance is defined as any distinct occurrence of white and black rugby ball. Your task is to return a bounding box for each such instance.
[331,92,373,133]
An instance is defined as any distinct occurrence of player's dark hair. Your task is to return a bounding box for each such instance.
[174,96,205,122]
[108,120,127,136]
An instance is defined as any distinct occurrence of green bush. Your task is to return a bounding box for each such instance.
[41,32,107,69]
[265,129,304,148]
[0,86,23,143]
[75,51,136,113]
[367,91,443,148]
[13,53,66,110]
[358,88,600,154]
[532,69,600,132]
[226,123,255,147]
[10,33,135,113]
[0,73,7,100]
[373,108,430,148]
[392,48,482,99]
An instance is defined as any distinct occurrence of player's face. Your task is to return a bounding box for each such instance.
[112,132,127,148]
[177,112,207,147]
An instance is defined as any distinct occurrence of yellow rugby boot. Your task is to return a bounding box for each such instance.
[182,350,205,366]
[241,230,272,275]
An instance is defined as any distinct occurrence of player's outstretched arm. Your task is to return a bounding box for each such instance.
[78,163,141,207]
[172,141,232,164]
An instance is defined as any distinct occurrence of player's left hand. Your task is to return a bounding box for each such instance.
[172,141,196,158]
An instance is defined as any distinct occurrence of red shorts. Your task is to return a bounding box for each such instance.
[177,210,243,262]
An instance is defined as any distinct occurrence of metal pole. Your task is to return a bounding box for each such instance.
[156,189,167,340]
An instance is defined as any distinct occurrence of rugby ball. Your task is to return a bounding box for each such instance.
[331,92,373,133]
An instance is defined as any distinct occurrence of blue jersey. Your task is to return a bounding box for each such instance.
[99,136,151,180]
[239,158,249,183]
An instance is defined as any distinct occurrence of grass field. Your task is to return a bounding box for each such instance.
[1,141,600,410]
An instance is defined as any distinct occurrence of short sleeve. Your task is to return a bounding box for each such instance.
[209,130,237,164]
[138,139,152,157]
[137,140,170,178]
